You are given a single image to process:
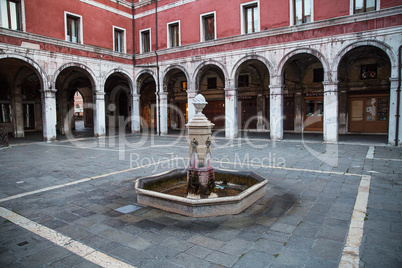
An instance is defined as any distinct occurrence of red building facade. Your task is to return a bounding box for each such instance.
[0,0,401,144]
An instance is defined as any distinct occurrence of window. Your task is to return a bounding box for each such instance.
[182,81,187,91]
[293,0,312,25]
[238,74,250,87]
[207,77,217,89]
[313,68,324,82]
[242,2,259,34]
[201,12,215,41]
[168,21,180,48]
[354,0,377,14]
[65,13,82,43]
[0,0,21,30]
[361,64,377,79]
[140,29,151,53]
[0,103,12,123]
[114,27,125,53]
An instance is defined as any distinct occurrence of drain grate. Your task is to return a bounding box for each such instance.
[17,241,29,247]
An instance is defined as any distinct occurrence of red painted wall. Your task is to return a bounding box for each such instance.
[315,0,350,21]
[381,0,402,9]
[25,0,133,53]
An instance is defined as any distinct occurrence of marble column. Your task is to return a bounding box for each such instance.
[159,91,168,135]
[131,93,141,133]
[11,87,24,138]
[187,90,198,121]
[323,81,339,143]
[224,88,238,139]
[41,89,57,142]
[93,91,106,137]
[269,84,283,140]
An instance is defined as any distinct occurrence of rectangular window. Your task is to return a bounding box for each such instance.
[201,12,215,41]
[354,0,376,14]
[0,0,21,30]
[182,81,187,91]
[114,27,125,53]
[243,2,259,34]
[313,68,324,82]
[168,21,180,48]
[238,74,250,87]
[294,0,312,25]
[207,77,217,89]
[65,13,81,43]
[361,64,377,79]
[140,29,151,53]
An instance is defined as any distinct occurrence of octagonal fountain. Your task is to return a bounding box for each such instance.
[135,94,268,217]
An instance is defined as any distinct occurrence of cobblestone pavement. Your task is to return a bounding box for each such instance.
[0,133,401,267]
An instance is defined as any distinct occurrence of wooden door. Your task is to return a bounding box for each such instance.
[348,95,388,133]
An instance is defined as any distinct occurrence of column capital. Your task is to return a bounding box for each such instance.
[322,80,339,86]
[40,89,57,94]
[224,88,237,97]
[389,77,399,85]
[94,91,105,100]
[132,93,141,98]
[323,80,339,94]
[159,91,168,100]
[187,90,199,98]
[269,84,283,95]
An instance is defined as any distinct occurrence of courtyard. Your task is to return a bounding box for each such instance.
[0,132,401,267]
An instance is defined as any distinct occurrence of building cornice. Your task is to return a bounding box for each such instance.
[135,6,402,60]
[0,28,132,61]
[134,0,196,18]
[79,0,132,18]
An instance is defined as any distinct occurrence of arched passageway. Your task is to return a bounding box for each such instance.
[0,58,43,138]
[163,68,188,130]
[337,46,391,135]
[104,73,131,133]
[196,64,226,129]
[138,73,157,131]
[234,59,270,131]
[55,66,95,138]
[282,53,325,133]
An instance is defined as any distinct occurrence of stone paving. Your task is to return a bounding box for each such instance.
[0,133,401,267]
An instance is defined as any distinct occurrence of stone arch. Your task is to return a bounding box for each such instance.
[231,55,274,85]
[162,64,190,91]
[162,65,190,83]
[192,60,229,90]
[135,69,157,94]
[0,53,48,89]
[103,68,134,94]
[276,48,330,83]
[332,40,397,79]
[52,62,97,91]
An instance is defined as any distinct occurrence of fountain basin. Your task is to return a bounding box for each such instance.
[135,169,268,217]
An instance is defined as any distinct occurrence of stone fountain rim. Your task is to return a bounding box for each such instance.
[135,168,268,207]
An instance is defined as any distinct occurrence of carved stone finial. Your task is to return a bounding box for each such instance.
[193,94,207,114]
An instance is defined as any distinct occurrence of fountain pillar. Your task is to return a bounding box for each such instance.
[186,94,216,198]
